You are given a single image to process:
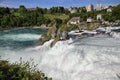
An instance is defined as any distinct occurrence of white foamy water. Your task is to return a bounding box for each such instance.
[1,33,120,80]
[110,32,120,39]
[0,33,41,41]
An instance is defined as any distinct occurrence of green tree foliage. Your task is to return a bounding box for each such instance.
[112,4,120,20]
[49,6,67,14]
[0,5,51,30]
[35,7,48,14]
[0,7,10,16]
[0,4,120,30]
[0,59,52,80]
[0,7,10,28]
[18,5,27,15]
[102,4,120,22]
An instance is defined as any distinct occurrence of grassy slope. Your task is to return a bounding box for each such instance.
[44,14,69,20]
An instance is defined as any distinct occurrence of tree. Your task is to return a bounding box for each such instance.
[112,5,120,20]
[18,5,27,16]
[1,15,10,28]
[35,7,44,14]
[49,6,65,14]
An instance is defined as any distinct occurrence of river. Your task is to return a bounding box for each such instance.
[0,28,120,80]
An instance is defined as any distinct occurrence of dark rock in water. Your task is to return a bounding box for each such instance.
[112,29,120,32]
[96,30,106,34]
[82,33,95,37]
[68,35,76,39]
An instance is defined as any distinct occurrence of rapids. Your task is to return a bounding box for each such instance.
[0,27,120,80]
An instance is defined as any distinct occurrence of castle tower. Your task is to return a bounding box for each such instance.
[96,3,102,11]
[86,4,94,12]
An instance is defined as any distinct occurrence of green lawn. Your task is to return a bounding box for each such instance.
[44,14,69,20]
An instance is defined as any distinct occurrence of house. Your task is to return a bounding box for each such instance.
[70,9,77,13]
[87,18,94,22]
[68,8,72,11]
[107,8,112,12]
[97,14,103,21]
[69,17,81,24]
[103,6,109,9]
[68,8,77,13]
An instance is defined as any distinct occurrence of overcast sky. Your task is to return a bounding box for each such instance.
[0,0,120,8]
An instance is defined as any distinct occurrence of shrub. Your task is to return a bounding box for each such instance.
[0,58,52,80]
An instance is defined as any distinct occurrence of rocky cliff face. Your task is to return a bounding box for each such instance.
[38,22,69,47]
[38,22,101,47]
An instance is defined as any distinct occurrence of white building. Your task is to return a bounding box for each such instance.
[107,8,112,12]
[87,18,94,22]
[96,3,102,11]
[69,17,81,24]
[70,9,77,13]
[86,4,94,12]
[103,6,109,9]
[68,8,77,13]
[97,14,103,21]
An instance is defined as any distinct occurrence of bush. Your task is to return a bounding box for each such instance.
[0,58,52,80]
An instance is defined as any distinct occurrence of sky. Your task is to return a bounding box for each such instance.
[0,0,120,8]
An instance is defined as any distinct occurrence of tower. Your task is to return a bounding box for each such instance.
[96,0,102,11]
[86,4,94,12]
[96,3,102,11]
